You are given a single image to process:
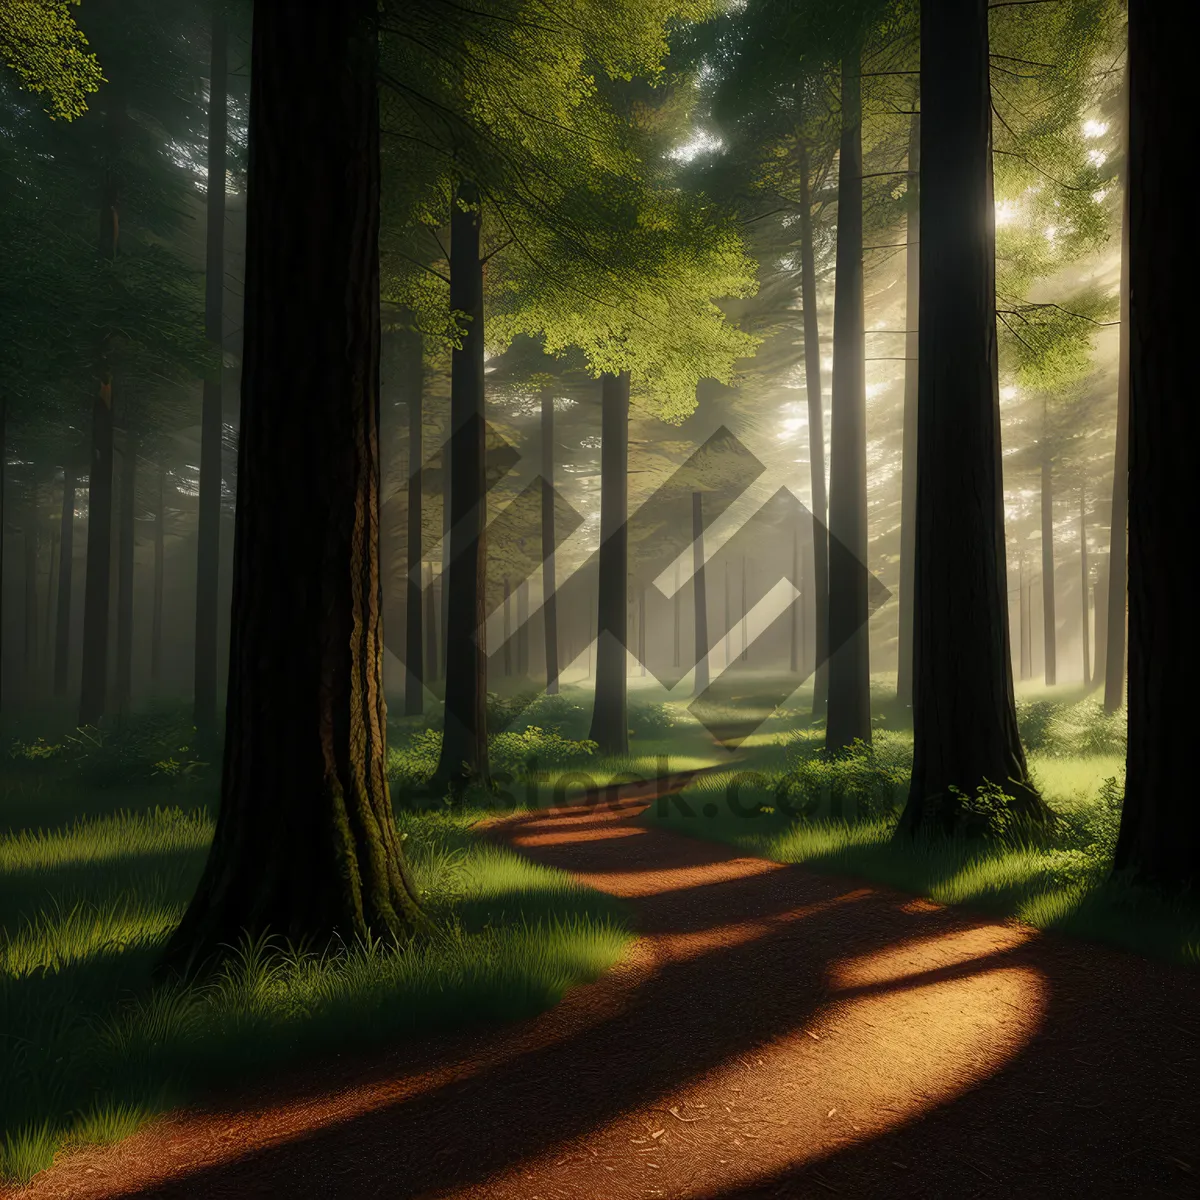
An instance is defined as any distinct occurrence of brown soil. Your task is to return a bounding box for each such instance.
[9,793,1199,1199]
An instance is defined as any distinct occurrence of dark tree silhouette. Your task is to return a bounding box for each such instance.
[1114,2,1195,889]
[898,0,1046,836]
[404,330,424,717]
[541,389,560,694]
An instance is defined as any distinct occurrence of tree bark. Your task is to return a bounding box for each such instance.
[404,332,424,716]
[502,575,512,676]
[161,0,422,975]
[45,525,58,675]
[540,390,559,694]
[790,522,800,672]
[898,0,1045,837]
[54,466,75,697]
[588,371,630,755]
[1113,3,1196,889]
[423,561,438,683]
[797,141,829,718]
[115,431,137,715]
[151,467,164,687]
[1040,441,1057,686]
[194,0,228,737]
[673,559,681,668]
[433,179,490,791]
[1079,489,1089,685]
[0,395,5,715]
[517,578,528,676]
[692,492,709,696]
[825,51,872,751]
[1103,62,1131,715]
[1019,554,1031,681]
[896,113,920,709]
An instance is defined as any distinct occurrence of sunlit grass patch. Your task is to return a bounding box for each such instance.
[644,695,1199,968]
[0,798,630,1184]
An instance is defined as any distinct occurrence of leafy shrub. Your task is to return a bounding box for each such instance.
[8,738,64,764]
[386,729,442,789]
[777,735,910,820]
[628,702,674,739]
[490,727,596,779]
[1018,697,1125,758]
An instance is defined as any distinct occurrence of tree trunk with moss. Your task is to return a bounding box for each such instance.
[161,0,422,975]
[898,0,1046,837]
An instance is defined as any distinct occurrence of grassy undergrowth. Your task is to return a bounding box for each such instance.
[643,694,1200,967]
[0,714,631,1184]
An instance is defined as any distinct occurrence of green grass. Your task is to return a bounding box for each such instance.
[0,755,630,1184]
[642,694,1200,969]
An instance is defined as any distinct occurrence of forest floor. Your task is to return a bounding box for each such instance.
[9,784,1198,1200]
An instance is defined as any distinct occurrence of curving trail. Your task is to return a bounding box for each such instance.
[11,794,1199,1199]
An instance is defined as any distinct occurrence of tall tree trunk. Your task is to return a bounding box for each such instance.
[825,51,872,751]
[502,576,512,676]
[790,522,800,672]
[1079,490,1089,685]
[1091,558,1108,689]
[898,0,1045,836]
[692,492,709,696]
[723,559,731,669]
[740,555,748,662]
[517,579,528,676]
[80,83,123,728]
[404,333,424,716]
[588,371,630,755]
[151,467,164,687]
[161,0,422,975]
[45,525,58,674]
[79,385,115,726]
[1040,440,1057,685]
[797,141,829,718]
[673,559,681,668]
[896,112,920,709]
[1019,554,1031,682]
[54,466,75,697]
[433,179,489,791]
[1104,63,1131,715]
[0,395,5,715]
[115,432,137,715]
[22,503,37,698]
[439,420,451,682]
[194,0,228,736]
[540,390,559,694]
[1114,3,1195,889]
[638,583,646,677]
[424,562,438,683]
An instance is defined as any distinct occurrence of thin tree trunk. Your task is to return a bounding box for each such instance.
[898,0,1045,836]
[424,562,438,682]
[790,523,800,672]
[692,492,709,696]
[502,575,512,676]
[439,419,451,682]
[896,112,920,708]
[151,467,164,687]
[740,555,748,662]
[434,178,489,791]
[194,0,228,737]
[404,332,424,715]
[1104,62,1131,715]
[161,0,422,975]
[540,389,559,694]
[115,432,137,715]
[797,141,829,717]
[673,559,681,667]
[22,504,37,699]
[1041,440,1057,686]
[0,395,5,715]
[80,384,115,726]
[80,81,123,729]
[588,370,630,755]
[825,50,872,751]
[1114,3,1196,888]
[54,466,75,697]
[638,584,646,677]
[1079,489,1089,685]
[1091,558,1108,689]
[45,525,58,675]
[723,559,731,670]
[1019,554,1031,681]
[517,578,528,676]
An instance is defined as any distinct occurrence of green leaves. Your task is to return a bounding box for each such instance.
[0,0,103,120]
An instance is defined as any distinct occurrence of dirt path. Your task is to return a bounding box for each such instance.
[13,797,1200,1199]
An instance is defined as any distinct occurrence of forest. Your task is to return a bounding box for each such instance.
[0,0,1195,1196]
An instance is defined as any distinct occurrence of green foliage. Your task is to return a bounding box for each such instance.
[628,701,675,738]
[0,0,102,120]
[777,733,910,820]
[1018,696,1126,757]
